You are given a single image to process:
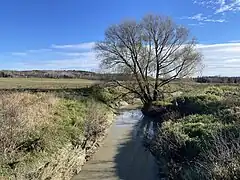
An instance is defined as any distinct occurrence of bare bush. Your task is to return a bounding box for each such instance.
[201,131,240,180]
[81,100,111,149]
[0,92,58,174]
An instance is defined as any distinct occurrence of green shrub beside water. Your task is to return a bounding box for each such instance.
[175,94,223,115]
[150,115,240,180]
[148,85,240,180]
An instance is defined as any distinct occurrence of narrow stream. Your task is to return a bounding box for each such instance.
[72,109,158,180]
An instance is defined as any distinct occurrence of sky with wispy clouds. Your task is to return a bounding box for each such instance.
[0,0,240,76]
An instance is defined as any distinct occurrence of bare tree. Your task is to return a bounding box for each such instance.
[95,14,202,112]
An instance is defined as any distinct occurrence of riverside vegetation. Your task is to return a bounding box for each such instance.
[93,14,239,180]
[0,78,239,180]
[146,84,240,180]
[0,84,129,180]
[1,12,239,180]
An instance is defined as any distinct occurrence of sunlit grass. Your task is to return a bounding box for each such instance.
[0,78,98,89]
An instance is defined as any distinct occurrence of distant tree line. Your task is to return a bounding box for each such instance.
[0,71,239,84]
[195,76,240,84]
[0,70,132,81]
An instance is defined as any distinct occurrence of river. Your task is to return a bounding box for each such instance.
[71,109,158,180]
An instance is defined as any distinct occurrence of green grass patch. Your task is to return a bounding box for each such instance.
[149,84,240,180]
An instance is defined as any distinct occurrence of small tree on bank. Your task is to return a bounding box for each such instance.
[95,14,202,112]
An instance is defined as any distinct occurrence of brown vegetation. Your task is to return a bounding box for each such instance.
[0,91,113,180]
[0,93,58,169]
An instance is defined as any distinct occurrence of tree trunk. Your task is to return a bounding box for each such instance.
[142,100,153,115]
[153,90,158,101]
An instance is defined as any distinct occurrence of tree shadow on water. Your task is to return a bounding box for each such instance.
[114,112,158,180]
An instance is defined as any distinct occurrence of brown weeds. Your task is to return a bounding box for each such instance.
[0,92,58,173]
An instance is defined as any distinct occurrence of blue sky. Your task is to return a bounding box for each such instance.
[0,0,240,76]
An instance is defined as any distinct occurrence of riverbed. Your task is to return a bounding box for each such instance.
[71,109,158,180]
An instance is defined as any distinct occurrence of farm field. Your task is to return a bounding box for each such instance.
[0,78,98,89]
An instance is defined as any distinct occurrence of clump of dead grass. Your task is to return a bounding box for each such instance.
[0,92,58,176]
[0,91,113,179]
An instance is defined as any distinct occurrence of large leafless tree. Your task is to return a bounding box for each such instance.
[95,14,202,111]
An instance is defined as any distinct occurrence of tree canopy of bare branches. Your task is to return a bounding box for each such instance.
[95,14,202,110]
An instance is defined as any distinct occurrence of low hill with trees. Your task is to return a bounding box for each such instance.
[0,70,131,81]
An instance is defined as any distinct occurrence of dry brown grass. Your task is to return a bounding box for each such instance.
[81,100,112,150]
[0,91,113,179]
[0,92,57,127]
[0,92,58,176]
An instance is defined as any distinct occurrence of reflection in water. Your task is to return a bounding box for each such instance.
[116,109,155,140]
[115,109,143,127]
[114,109,158,180]
[72,109,158,180]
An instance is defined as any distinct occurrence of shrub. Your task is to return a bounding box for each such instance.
[87,85,117,105]
[217,108,240,123]
[200,128,240,180]
[149,114,240,180]
[175,94,223,115]
[204,86,224,96]
[147,84,240,179]
[87,85,134,107]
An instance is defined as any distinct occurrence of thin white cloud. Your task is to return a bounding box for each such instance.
[181,13,226,24]
[189,22,205,26]
[194,0,225,8]
[27,49,52,53]
[7,42,94,58]
[197,42,240,49]
[4,42,98,71]
[193,0,240,14]
[189,13,207,21]
[61,51,96,57]
[229,40,240,43]
[11,52,27,56]
[215,0,240,14]
[10,49,52,56]
[16,56,98,71]
[224,59,240,63]
[204,19,226,22]
[51,42,95,50]
[197,42,240,76]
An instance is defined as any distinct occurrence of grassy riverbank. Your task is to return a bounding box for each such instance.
[147,85,240,180]
[0,89,114,179]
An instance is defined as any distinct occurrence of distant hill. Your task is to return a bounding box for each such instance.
[0,70,239,84]
[0,70,131,81]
